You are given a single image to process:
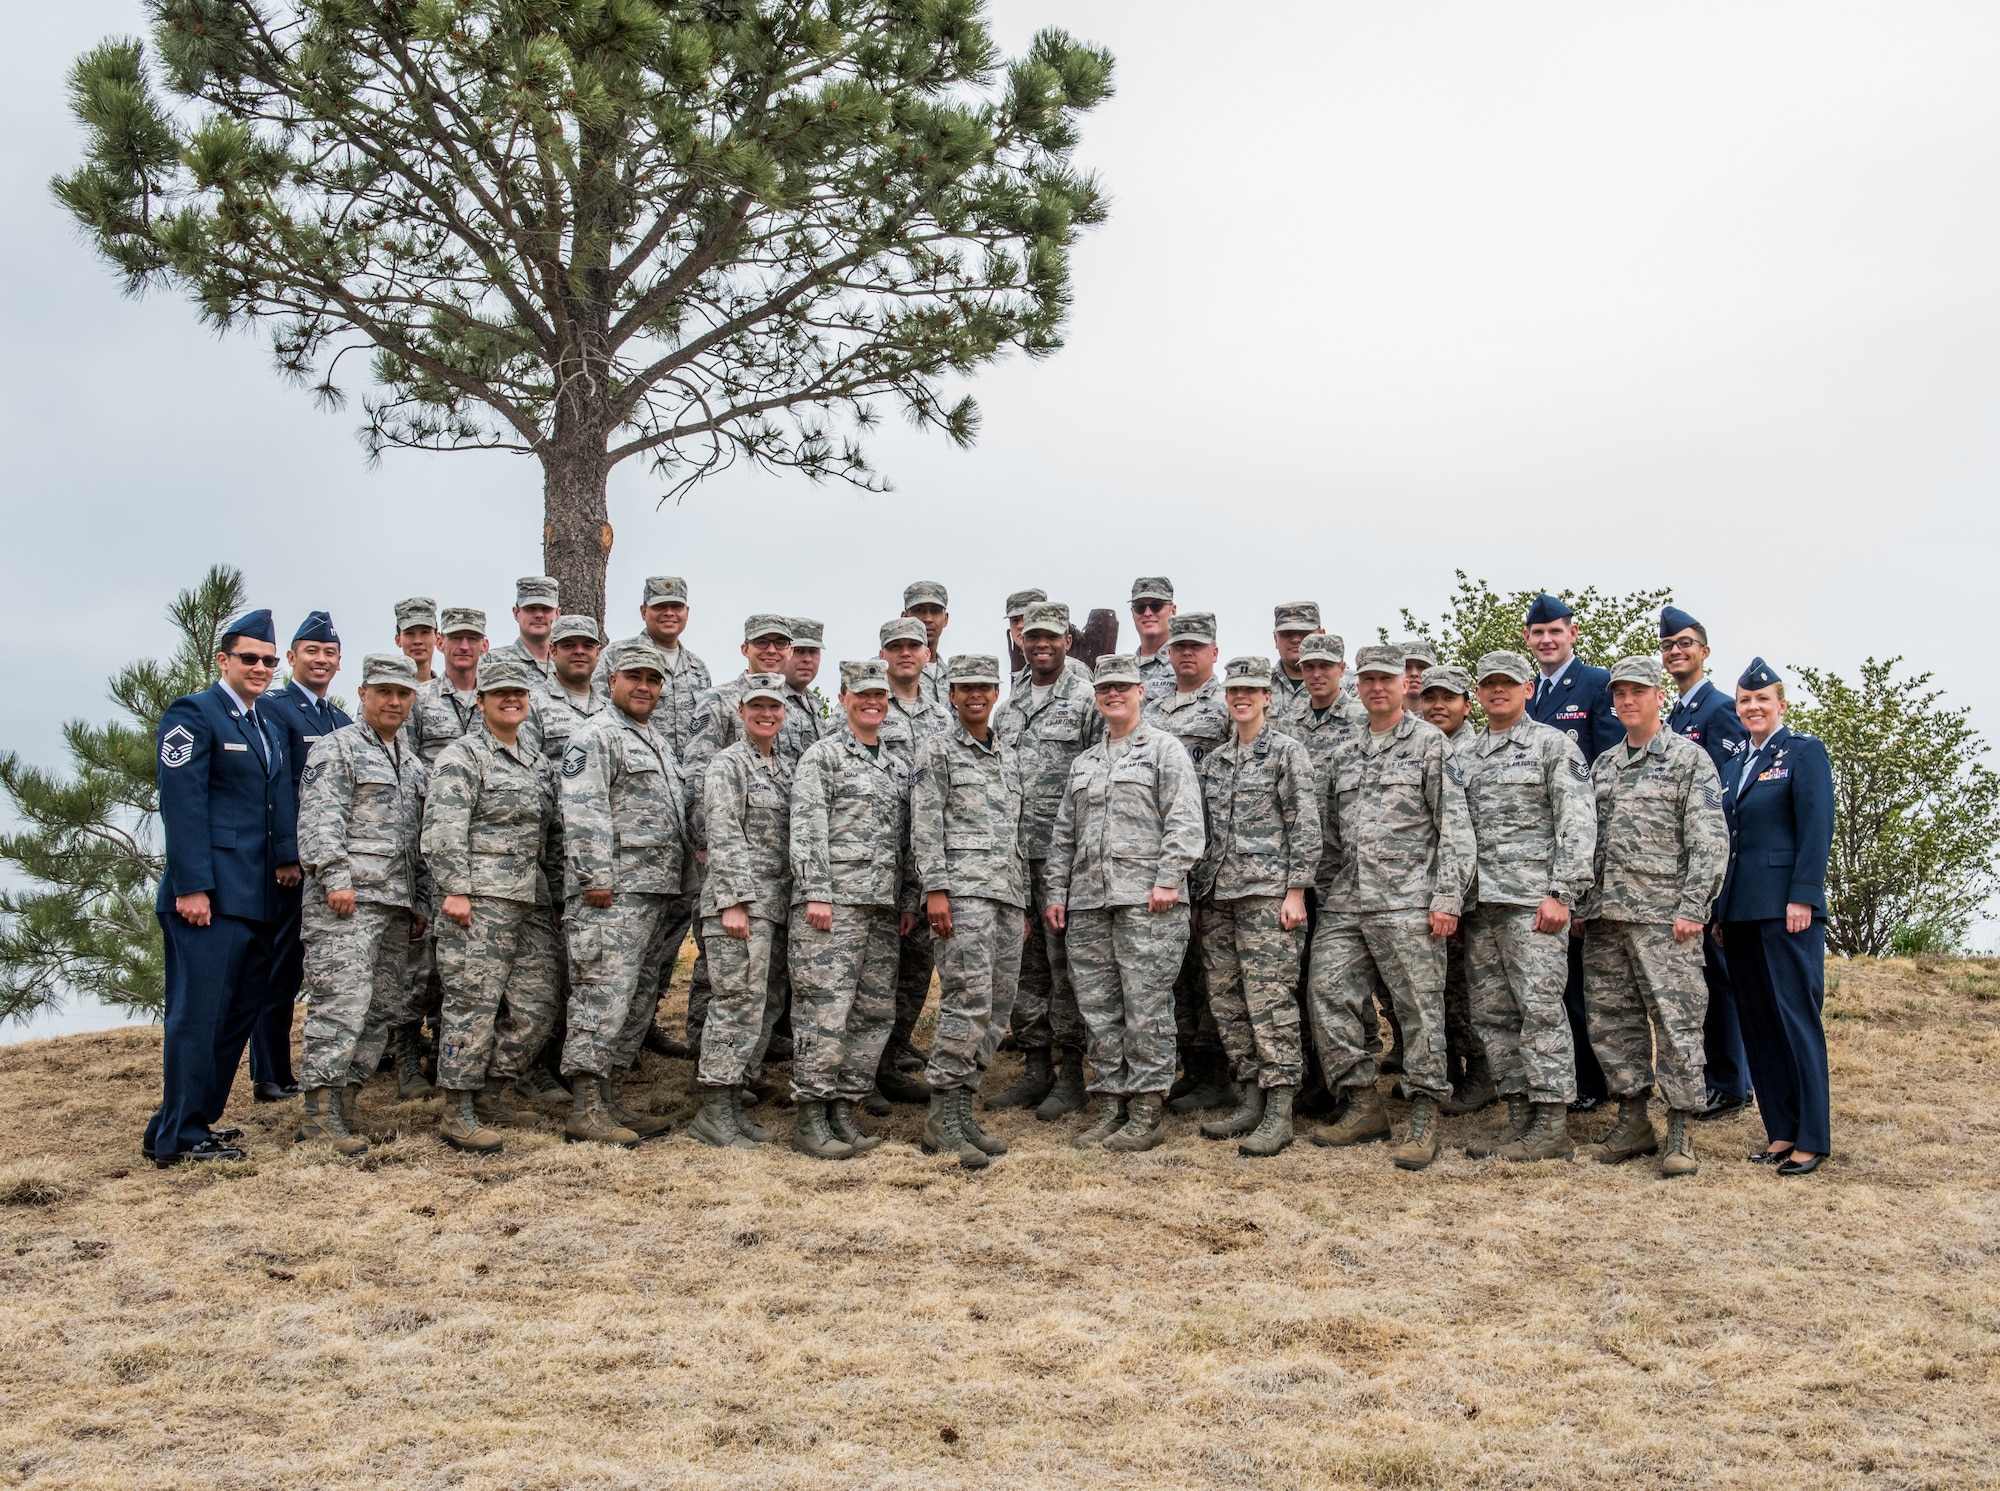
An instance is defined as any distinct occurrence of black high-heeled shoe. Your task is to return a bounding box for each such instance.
[1747,1147,1793,1164]
[1776,1153,1826,1177]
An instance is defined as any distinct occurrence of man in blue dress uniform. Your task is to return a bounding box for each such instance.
[1522,593,1619,1111]
[1659,604,1754,1120]
[253,610,348,1101]
[143,609,302,1165]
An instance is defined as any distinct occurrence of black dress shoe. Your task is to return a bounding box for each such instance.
[1748,1147,1793,1164]
[1567,1094,1604,1114]
[642,1026,691,1060]
[1776,1153,1826,1177]
[253,1081,301,1103]
[1694,1088,1751,1122]
[210,1127,243,1143]
[153,1138,248,1168]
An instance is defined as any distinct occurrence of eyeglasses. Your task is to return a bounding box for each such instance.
[227,652,281,669]
[1659,637,1704,653]
[1131,600,1169,614]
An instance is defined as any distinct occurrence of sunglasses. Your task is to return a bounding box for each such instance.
[227,651,281,669]
[1131,600,1169,614]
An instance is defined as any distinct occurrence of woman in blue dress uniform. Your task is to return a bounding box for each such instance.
[1716,658,1835,1176]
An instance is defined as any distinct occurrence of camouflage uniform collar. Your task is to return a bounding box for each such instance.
[1213,723,1274,762]
[839,729,893,765]
[1611,729,1673,769]
[1159,675,1221,709]
[1477,717,1538,756]
[612,704,665,744]
[949,720,1000,753]
[490,733,538,768]
[1016,663,1091,713]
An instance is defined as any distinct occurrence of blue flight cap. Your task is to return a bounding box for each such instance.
[1524,593,1573,627]
[223,608,275,644]
[1738,656,1782,690]
[292,610,340,645]
[1659,604,1701,638]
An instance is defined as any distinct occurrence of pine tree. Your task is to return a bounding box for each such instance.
[0,567,247,1023]
[53,2,1115,621]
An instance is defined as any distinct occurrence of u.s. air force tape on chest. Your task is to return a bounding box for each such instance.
[160,726,194,768]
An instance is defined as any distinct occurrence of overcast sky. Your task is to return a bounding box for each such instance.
[4,2,1998,1035]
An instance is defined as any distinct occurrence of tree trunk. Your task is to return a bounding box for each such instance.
[541,444,613,625]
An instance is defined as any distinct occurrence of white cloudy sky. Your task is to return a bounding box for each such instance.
[3,0,1998,1034]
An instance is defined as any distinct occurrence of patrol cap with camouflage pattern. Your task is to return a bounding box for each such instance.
[1273,602,1321,632]
[643,576,688,605]
[947,654,1004,687]
[1608,655,1666,689]
[476,653,540,692]
[1004,588,1047,618]
[1420,664,1472,697]
[360,653,420,690]
[788,617,824,646]
[1021,601,1070,636]
[739,671,788,705]
[1399,637,1439,668]
[1353,643,1406,676]
[515,575,559,608]
[1168,611,1217,645]
[743,613,794,642]
[1299,633,1346,663]
[903,580,949,609]
[441,606,487,637]
[1130,576,1174,603]
[841,659,892,693]
[1476,649,1534,684]
[606,639,668,676]
[1092,654,1144,687]
[1224,656,1274,688]
[550,613,602,645]
[394,596,438,633]
[879,617,927,647]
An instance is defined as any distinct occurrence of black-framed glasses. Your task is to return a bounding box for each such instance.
[227,651,281,669]
[1131,600,1169,614]
[1660,637,1703,653]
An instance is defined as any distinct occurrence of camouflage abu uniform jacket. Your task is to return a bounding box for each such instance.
[297,722,432,914]
[533,678,609,766]
[420,731,561,905]
[1145,675,1232,768]
[560,706,689,899]
[789,731,916,911]
[1272,692,1369,803]
[489,638,556,685]
[1194,724,1321,902]
[698,740,794,923]
[910,724,1029,908]
[408,676,485,765]
[887,688,951,749]
[1136,650,1175,703]
[994,665,1106,862]
[682,673,830,822]
[1317,714,1475,916]
[1458,719,1596,909]
[1582,729,1728,925]
[1046,726,1206,911]
[593,640,711,760]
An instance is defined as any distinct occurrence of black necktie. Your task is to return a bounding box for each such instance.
[245,708,270,768]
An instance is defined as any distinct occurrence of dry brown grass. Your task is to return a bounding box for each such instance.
[1,957,1997,1489]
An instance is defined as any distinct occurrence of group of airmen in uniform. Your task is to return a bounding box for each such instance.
[155,571,1804,1179]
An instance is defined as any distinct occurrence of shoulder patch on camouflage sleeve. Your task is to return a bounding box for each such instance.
[1569,758,1590,781]
[1445,758,1465,786]
[562,744,588,778]
[301,761,325,787]
[1700,782,1722,808]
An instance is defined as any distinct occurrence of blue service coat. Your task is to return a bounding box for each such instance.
[155,683,299,925]
[1718,725,1834,923]
[1668,678,1748,775]
[264,679,351,788]
[1528,657,1620,763]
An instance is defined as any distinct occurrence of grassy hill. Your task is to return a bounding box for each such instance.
[2,957,1996,1488]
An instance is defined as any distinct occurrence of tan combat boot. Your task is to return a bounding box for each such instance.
[475,1084,538,1130]
[827,1098,884,1154]
[296,1086,368,1157]
[984,1048,1054,1111]
[1392,1093,1441,1171]
[732,1089,778,1144]
[954,1089,1007,1156]
[920,1089,989,1170]
[793,1100,856,1160]
[1103,1093,1167,1152]
[1466,1093,1531,1159]
[513,1063,571,1109]
[391,1026,437,1102]
[439,1089,503,1154]
[564,1075,639,1147]
[338,1084,364,1134]
[1659,1109,1698,1177]
[1072,1094,1128,1149]
[1498,1102,1574,1162]
[1312,1084,1392,1148]
[1594,1089,1660,1164]
[1200,1081,1266,1141]
[1441,1047,1499,1116]
[1034,1047,1088,1121]
[688,1086,755,1149]
[604,1071,674,1141]
[1238,1086,1297,1158]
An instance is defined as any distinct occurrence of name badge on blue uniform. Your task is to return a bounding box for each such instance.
[223,742,249,752]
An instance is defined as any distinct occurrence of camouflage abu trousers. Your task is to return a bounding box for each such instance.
[1066,902,1190,1097]
[1013,857,1085,1052]
[788,903,901,1103]
[561,892,676,1078]
[924,896,1025,1091]
[298,886,412,1090]
[1306,907,1452,1100]
[892,920,936,1052]
[1465,903,1577,1104]
[435,896,561,1091]
[1581,919,1708,1111]
[1200,895,1306,1090]
[1172,920,1224,1065]
[695,912,788,1088]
